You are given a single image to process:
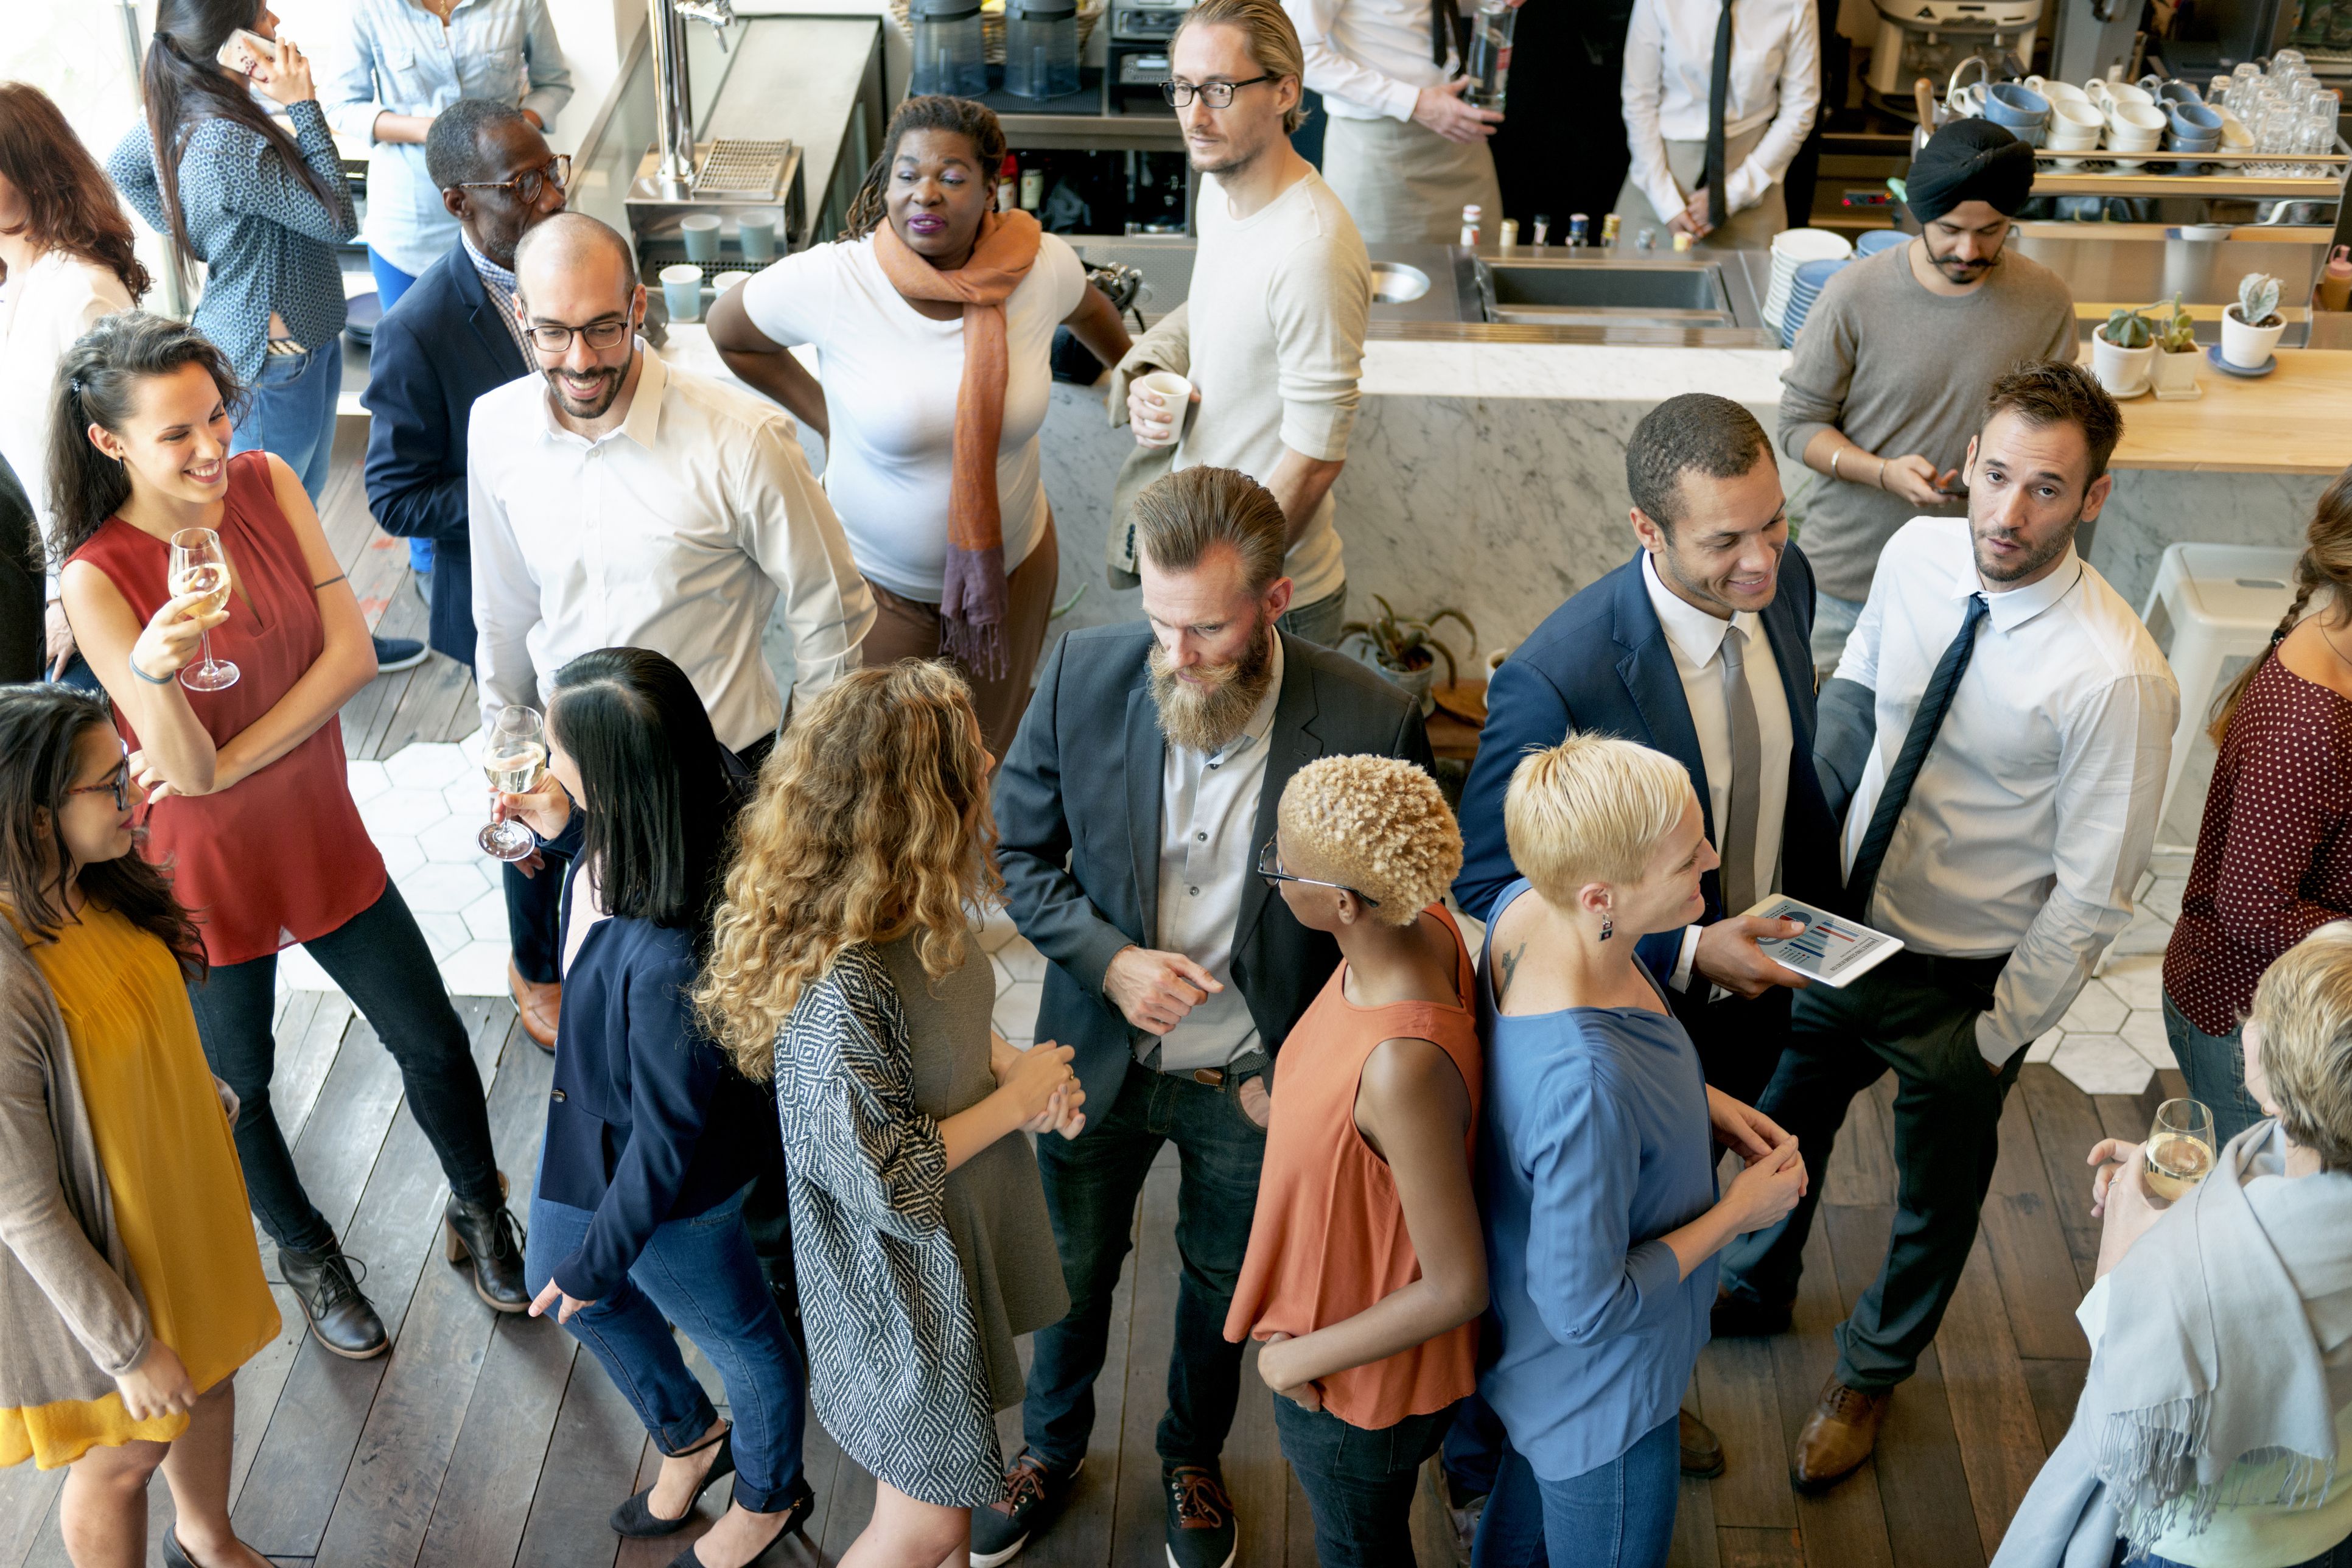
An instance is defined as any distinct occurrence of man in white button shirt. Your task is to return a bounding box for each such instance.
[1713,360,2179,1491]
[1282,0,1508,243]
[467,212,873,765]
[982,466,1430,1568]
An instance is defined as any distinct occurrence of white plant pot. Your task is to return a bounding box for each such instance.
[2151,346,2201,398]
[2091,326,2157,397]
[2221,306,2286,369]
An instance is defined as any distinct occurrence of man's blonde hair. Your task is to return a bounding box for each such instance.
[1174,0,1309,131]
[2249,922,2352,1171]
[1503,735,1692,905]
[1276,755,1461,926]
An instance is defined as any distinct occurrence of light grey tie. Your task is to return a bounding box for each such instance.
[1718,623,1762,916]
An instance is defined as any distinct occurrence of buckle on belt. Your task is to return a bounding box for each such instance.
[1192,1068,1224,1086]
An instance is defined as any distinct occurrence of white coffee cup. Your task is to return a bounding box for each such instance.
[2047,100,2105,167]
[1133,370,1194,448]
[2089,79,2157,119]
[2027,75,2091,110]
[2107,101,2166,166]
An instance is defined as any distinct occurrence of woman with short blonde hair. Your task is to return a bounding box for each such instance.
[1472,734,1807,1568]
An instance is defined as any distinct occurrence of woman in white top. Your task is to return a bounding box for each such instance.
[709,96,1132,754]
[0,84,145,684]
[1612,0,1819,250]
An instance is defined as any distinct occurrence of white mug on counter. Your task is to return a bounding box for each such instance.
[2046,98,2105,167]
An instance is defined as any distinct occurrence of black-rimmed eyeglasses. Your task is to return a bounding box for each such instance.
[1161,74,1275,108]
[1256,835,1380,906]
[457,154,571,205]
[523,315,634,354]
[66,759,131,813]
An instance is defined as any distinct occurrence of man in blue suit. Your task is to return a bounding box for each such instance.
[1451,392,1841,1483]
[364,100,568,1048]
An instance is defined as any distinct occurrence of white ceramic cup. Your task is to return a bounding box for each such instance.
[2028,75,2092,110]
[2107,102,2168,167]
[1133,370,1194,448]
[2088,78,2157,117]
[2048,99,2106,167]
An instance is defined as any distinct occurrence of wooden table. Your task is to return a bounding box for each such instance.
[1427,681,1487,763]
[2107,347,2352,475]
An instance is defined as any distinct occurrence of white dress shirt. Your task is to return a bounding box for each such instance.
[1150,637,1286,1073]
[1642,553,1793,989]
[0,251,136,590]
[1835,520,2179,1066]
[1283,0,1454,123]
[1622,0,1821,224]
[467,345,875,754]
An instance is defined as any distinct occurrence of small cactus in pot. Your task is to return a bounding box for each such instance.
[2092,303,2160,396]
[2222,271,2289,369]
[2150,295,2202,396]
[2101,305,2155,349]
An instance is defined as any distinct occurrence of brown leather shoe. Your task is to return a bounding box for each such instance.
[1678,1409,1725,1478]
[508,959,559,1052]
[1710,1289,1794,1339]
[1791,1377,1891,1491]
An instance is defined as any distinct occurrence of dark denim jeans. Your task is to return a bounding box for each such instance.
[2161,991,2267,1150]
[1274,1397,1458,1568]
[187,883,502,1253]
[525,1186,807,1513]
[1469,1418,1679,1568]
[1441,1390,1509,1501]
[2123,1526,2352,1567]
[1023,1059,1267,1472]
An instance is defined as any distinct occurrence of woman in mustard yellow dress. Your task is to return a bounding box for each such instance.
[0,684,279,1568]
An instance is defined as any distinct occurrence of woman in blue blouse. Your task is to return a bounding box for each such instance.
[503,648,810,1568]
[1471,735,1808,1568]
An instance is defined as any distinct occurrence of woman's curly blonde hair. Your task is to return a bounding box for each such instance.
[695,661,1001,1078]
[1275,755,1461,926]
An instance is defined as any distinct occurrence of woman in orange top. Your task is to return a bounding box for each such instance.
[1224,754,1487,1568]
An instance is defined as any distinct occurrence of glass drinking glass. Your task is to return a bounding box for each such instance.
[477,705,548,861]
[167,527,239,691]
[2144,1097,2218,1202]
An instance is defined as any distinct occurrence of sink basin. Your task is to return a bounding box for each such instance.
[1369,260,1431,304]
[1480,259,1742,329]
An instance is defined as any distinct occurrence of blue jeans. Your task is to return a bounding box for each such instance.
[231,335,343,505]
[1023,1059,1267,1472]
[2124,1527,2352,1567]
[1469,1418,1679,1568]
[1441,1391,1508,1501]
[524,1186,807,1512]
[1278,583,1349,648]
[2161,991,2268,1150]
[1274,1397,1458,1568]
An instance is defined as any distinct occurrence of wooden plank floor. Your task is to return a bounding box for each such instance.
[2,418,2172,1567]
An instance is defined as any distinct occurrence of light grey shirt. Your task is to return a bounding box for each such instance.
[1148,637,1286,1073]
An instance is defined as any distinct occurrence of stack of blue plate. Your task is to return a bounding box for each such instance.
[1780,257,1850,348]
[1854,229,1906,257]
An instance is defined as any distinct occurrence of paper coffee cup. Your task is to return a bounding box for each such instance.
[1135,370,1193,447]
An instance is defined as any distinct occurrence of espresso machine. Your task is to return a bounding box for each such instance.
[1864,0,2046,119]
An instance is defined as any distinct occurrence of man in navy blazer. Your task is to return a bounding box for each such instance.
[363,100,570,1047]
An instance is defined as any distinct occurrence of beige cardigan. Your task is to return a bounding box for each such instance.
[0,930,155,1413]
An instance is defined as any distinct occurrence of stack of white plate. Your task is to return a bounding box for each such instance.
[1762,229,1854,331]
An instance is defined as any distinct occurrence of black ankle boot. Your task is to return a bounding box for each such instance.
[278,1241,388,1359]
[444,1189,530,1313]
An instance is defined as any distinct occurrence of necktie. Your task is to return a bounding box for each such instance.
[1431,0,1463,66]
[1842,592,1990,922]
[1706,0,1734,231]
[1718,624,1762,917]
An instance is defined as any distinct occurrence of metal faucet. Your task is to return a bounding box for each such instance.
[648,0,737,189]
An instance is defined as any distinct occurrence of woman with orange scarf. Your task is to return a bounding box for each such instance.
[709,97,1133,754]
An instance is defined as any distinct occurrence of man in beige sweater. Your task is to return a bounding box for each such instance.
[1117,0,1373,646]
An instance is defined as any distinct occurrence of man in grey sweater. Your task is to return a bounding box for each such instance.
[1779,120,2076,668]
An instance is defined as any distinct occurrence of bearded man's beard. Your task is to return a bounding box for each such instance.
[1147,619,1277,752]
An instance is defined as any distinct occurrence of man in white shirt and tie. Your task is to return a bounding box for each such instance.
[1711,360,2179,1491]
[1614,0,1821,250]
[1282,0,1509,243]
[467,211,873,765]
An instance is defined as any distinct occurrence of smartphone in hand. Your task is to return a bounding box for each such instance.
[216,27,278,72]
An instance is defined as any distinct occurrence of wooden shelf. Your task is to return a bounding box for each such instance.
[2109,348,2352,474]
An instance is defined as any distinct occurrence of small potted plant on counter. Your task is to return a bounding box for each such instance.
[2221,272,2286,371]
[2091,303,2158,397]
[1340,595,1477,716]
[2151,295,2202,399]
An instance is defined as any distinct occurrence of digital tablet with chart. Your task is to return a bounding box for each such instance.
[1738,897,1906,987]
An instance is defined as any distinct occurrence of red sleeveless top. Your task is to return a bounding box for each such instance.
[69,453,386,967]
[1223,904,1483,1430]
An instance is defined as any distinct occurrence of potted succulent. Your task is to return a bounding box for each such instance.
[2221,272,2286,369]
[2091,303,2158,397]
[2150,294,2202,398]
[1340,595,1477,715]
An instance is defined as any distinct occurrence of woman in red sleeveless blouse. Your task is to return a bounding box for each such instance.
[1224,755,1488,1568]
[51,313,525,1361]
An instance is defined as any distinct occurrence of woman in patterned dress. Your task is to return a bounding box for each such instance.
[696,660,1084,1568]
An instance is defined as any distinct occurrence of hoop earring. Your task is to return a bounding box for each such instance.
[1598,912,1614,942]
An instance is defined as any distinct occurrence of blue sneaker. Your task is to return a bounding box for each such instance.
[373,635,427,673]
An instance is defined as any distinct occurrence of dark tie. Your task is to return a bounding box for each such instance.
[1431,0,1463,66]
[1706,0,1734,231]
[1842,592,1990,922]
[1718,624,1762,917]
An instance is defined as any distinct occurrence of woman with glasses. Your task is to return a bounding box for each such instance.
[1224,755,1487,1568]
[51,312,526,1366]
[0,685,280,1568]
[707,94,1132,756]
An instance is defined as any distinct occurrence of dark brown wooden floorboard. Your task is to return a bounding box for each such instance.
[1110,1163,1183,1568]
[2021,1358,2089,1457]
[511,1353,636,1568]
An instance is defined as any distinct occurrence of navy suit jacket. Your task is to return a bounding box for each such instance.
[1452,547,1841,1063]
[362,240,528,665]
[994,623,1435,1129]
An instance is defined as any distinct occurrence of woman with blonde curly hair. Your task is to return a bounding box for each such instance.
[1222,754,1486,1566]
[696,660,1084,1568]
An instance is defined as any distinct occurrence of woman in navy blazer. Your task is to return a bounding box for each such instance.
[504,648,810,1568]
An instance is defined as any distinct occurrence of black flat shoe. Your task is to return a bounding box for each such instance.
[663,1476,816,1568]
[612,1428,736,1537]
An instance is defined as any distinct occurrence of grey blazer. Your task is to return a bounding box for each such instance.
[992,623,1435,1125]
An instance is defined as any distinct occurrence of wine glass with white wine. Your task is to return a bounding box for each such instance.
[2144,1097,2217,1202]
[478,705,548,862]
[167,527,239,691]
